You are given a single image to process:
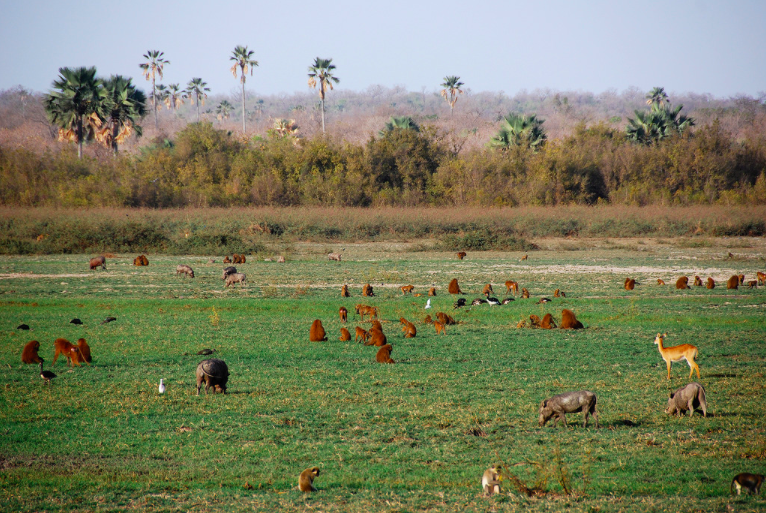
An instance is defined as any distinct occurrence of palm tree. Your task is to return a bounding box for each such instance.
[151,84,169,112]
[627,104,695,145]
[307,57,340,133]
[645,87,670,108]
[43,66,106,158]
[216,100,233,122]
[230,45,259,133]
[440,76,464,116]
[488,113,547,151]
[379,116,420,137]
[166,84,185,111]
[99,75,147,155]
[139,50,169,130]
[186,78,210,122]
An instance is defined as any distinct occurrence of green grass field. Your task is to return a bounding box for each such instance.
[1,239,765,512]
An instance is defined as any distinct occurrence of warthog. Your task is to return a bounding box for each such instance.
[196,358,229,395]
[90,256,106,270]
[539,390,599,428]
[328,252,342,262]
[176,265,195,278]
[221,266,237,280]
[224,272,246,287]
[666,382,707,417]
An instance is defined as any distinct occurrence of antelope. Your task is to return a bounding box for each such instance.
[653,333,700,380]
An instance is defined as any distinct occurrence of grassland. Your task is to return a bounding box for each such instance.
[1,237,765,512]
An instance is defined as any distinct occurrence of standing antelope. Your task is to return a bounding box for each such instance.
[653,333,700,380]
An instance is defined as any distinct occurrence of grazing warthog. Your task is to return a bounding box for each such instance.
[224,272,246,287]
[666,382,707,417]
[328,252,342,262]
[176,265,195,278]
[196,358,229,395]
[90,256,106,270]
[539,390,599,428]
[222,266,237,280]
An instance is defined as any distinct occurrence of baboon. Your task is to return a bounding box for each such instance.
[223,256,232,264]
[428,287,437,296]
[457,251,467,260]
[355,326,370,343]
[693,275,703,287]
[553,289,565,298]
[758,271,766,285]
[133,255,149,266]
[529,315,541,328]
[424,315,433,324]
[376,344,395,363]
[355,304,378,321]
[624,278,635,290]
[339,327,351,342]
[436,312,456,325]
[448,278,463,294]
[400,285,415,295]
[399,318,417,338]
[76,338,92,363]
[521,288,530,299]
[738,274,745,285]
[53,338,83,367]
[367,328,387,347]
[657,279,666,285]
[21,340,42,364]
[309,320,328,342]
[362,283,375,297]
[520,254,528,261]
[434,321,446,335]
[339,307,348,323]
[541,313,557,329]
[748,280,757,288]
[560,309,584,329]
[298,467,320,492]
[706,277,715,289]
[341,284,350,297]
[370,319,383,331]
[675,276,690,289]
[726,275,739,290]
[482,284,494,295]
[505,281,518,295]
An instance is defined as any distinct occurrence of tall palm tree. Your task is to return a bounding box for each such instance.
[645,87,670,108]
[43,66,106,158]
[440,76,464,116]
[216,100,233,122]
[186,78,210,122]
[230,45,259,133]
[379,116,420,137]
[307,57,340,133]
[151,84,169,112]
[139,50,169,130]
[488,113,547,151]
[166,84,185,111]
[99,75,147,155]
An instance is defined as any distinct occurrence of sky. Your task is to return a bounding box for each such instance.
[1,0,765,99]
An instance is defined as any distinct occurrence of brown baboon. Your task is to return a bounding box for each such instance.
[370,319,383,332]
[448,278,463,294]
[693,276,703,286]
[424,315,433,324]
[738,274,745,285]
[457,251,467,260]
[748,280,757,288]
[53,338,82,367]
[758,271,766,285]
[541,313,557,329]
[521,288,530,299]
[362,283,375,297]
[428,287,437,296]
[505,281,518,295]
[676,276,690,289]
[560,309,584,329]
[657,279,666,285]
[367,328,387,347]
[223,256,232,263]
[309,320,328,342]
[376,344,395,363]
[516,319,528,328]
[520,254,528,261]
[355,326,370,343]
[529,315,542,328]
[482,284,494,295]
[400,285,415,295]
[339,327,351,342]
[553,289,565,298]
[355,304,378,321]
[341,284,350,297]
[727,275,739,290]
[706,277,715,289]
[339,307,348,323]
[624,278,636,290]
[21,340,42,364]
[133,255,149,266]
[434,321,446,335]
[436,312,456,325]
[76,338,92,363]
[399,318,417,338]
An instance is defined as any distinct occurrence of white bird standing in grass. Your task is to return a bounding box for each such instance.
[425,299,431,309]
[158,379,166,394]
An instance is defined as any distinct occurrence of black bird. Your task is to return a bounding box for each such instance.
[70,318,83,325]
[453,298,466,309]
[39,360,56,384]
[17,324,30,330]
[537,297,552,304]
[197,348,216,355]
[485,292,501,306]
[101,316,117,325]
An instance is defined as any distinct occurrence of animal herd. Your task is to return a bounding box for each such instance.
[16,251,764,497]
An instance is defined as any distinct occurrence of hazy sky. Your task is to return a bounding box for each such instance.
[1,0,764,98]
